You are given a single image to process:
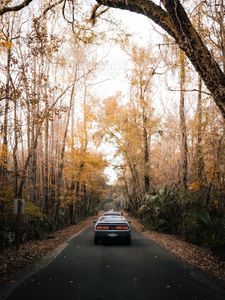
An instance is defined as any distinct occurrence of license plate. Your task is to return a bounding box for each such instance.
[108,233,117,237]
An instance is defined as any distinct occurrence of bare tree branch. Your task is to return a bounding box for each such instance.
[168,88,211,96]
[0,0,33,16]
[96,0,176,39]
[37,0,65,19]
[89,3,109,25]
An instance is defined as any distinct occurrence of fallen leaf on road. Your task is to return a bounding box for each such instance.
[132,277,138,281]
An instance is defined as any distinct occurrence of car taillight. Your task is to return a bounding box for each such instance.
[96,225,109,230]
[122,226,129,230]
[102,226,109,230]
[116,225,129,230]
[116,226,123,230]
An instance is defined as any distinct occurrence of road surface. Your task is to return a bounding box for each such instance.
[3,226,225,300]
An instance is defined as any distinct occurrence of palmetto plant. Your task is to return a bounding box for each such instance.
[198,211,225,254]
[138,189,182,234]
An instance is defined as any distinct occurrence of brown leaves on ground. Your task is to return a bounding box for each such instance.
[129,216,225,283]
[0,216,95,283]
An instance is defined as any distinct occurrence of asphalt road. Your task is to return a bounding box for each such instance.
[4,226,225,300]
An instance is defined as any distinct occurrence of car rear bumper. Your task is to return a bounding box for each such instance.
[94,230,131,239]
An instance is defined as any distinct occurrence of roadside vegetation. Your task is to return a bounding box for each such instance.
[138,189,225,259]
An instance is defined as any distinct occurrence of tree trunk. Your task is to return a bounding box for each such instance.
[122,168,136,212]
[196,77,205,188]
[43,102,49,214]
[0,45,11,178]
[128,159,142,211]
[53,84,75,228]
[13,95,18,197]
[179,50,188,189]
[142,102,150,194]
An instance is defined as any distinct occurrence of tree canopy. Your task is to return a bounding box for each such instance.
[1,0,225,118]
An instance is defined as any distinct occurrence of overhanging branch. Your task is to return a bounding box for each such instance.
[96,0,176,39]
[0,0,33,16]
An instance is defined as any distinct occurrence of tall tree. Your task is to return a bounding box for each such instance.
[129,46,159,194]
[179,49,188,189]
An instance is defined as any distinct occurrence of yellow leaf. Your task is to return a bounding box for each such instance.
[4,41,13,49]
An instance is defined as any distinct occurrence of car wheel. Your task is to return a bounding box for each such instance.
[94,237,99,245]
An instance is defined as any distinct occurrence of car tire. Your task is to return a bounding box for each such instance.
[94,237,99,245]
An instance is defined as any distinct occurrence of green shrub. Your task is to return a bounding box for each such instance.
[139,188,225,259]
[139,188,182,234]
[197,211,225,257]
[178,190,205,244]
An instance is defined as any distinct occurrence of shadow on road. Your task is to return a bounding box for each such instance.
[94,239,132,246]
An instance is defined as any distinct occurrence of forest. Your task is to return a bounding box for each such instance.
[0,0,225,258]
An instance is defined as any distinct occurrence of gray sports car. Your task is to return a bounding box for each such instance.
[94,215,131,245]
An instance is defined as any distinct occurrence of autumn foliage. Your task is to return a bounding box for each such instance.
[0,0,225,259]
